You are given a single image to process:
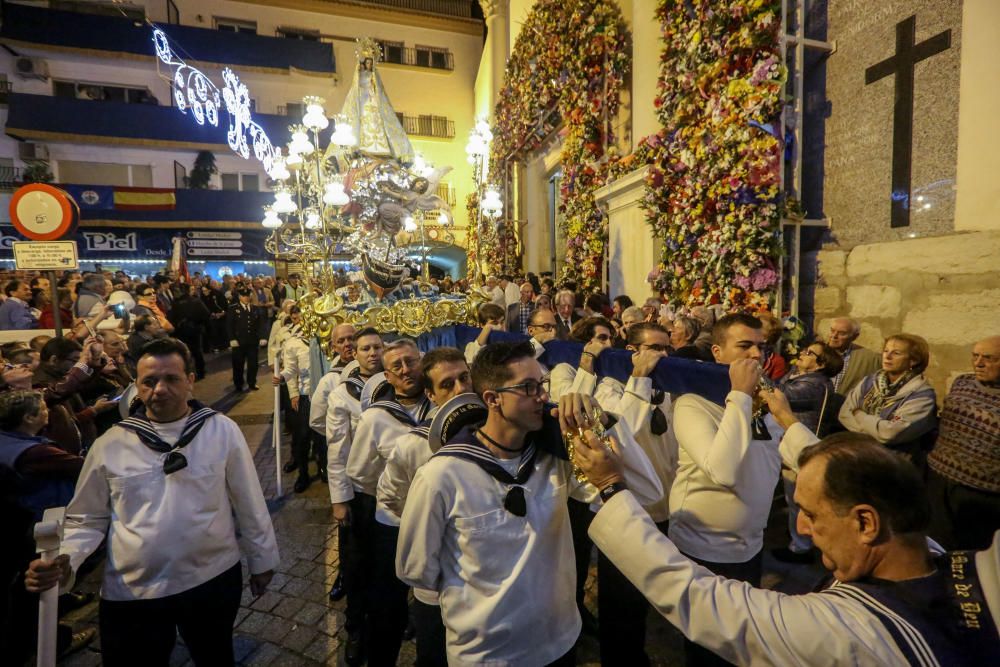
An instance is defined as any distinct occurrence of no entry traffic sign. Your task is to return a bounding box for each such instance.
[9,184,79,241]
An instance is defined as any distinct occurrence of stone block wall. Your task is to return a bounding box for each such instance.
[813,231,1000,398]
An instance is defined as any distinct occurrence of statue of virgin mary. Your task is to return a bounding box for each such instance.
[333,38,414,163]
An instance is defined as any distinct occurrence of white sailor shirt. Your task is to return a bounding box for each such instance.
[325,376,365,504]
[60,412,279,601]
[309,361,344,434]
[346,397,431,501]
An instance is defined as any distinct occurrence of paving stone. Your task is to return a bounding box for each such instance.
[271,595,307,620]
[245,641,283,666]
[60,649,102,667]
[294,600,328,626]
[287,559,314,577]
[303,634,340,663]
[280,575,312,597]
[233,633,260,662]
[268,572,291,590]
[235,607,252,627]
[280,625,318,653]
[298,582,330,602]
[250,590,283,612]
[237,610,273,635]
[259,615,295,644]
[316,609,347,637]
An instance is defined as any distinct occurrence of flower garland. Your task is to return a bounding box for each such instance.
[640,0,785,309]
[489,0,630,290]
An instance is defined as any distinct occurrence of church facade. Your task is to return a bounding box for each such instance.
[476,0,1000,396]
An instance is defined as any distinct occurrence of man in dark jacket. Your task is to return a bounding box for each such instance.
[226,288,267,391]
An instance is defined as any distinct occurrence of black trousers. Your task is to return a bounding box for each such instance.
[367,521,410,666]
[290,396,326,480]
[682,550,762,667]
[927,469,1000,551]
[567,497,594,612]
[342,492,377,635]
[98,562,242,667]
[598,519,670,666]
[412,598,447,667]
[177,331,205,378]
[231,343,259,389]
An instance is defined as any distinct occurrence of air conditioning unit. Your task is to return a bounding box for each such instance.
[18,143,50,161]
[14,57,49,81]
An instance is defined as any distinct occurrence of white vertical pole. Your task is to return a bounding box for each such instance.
[34,507,65,667]
[273,358,283,497]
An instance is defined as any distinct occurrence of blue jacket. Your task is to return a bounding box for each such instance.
[779,371,835,434]
[0,430,77,521]
[0,298,36,330]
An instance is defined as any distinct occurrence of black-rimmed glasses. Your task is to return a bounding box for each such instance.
[528,323,556,332]
[495,377,550,398]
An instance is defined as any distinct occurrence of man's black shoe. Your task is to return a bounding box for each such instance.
[328,573,345,602]
[317,470,328,484]
[293,476,311,493]
[282,461,298,474]
[58,591,94,616]
[345,630,366,666]
[248,385,260,391]
[770,547,815,564]
[402,617,416,641]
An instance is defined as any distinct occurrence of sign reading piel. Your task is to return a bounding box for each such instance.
[13,241,79,271]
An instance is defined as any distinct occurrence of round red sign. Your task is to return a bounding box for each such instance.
[9,183,78,241]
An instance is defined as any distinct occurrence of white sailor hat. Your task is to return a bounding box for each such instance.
[360,372,393,411]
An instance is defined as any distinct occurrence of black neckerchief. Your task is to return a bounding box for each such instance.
[343,367,366,401]
[650,389,668,435]
[434,424,538,517]
[118,400,217,475]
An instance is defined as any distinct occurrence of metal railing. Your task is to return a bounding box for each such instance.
[380,44,454,71]
[436,183,456,206]
[333,0,473,19]
[0,166,24,189]
[399,114,455,139]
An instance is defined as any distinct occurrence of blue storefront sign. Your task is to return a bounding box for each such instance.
[0,225,272,261]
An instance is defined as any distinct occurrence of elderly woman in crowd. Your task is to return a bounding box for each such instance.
[839,333,938,466]
[779,341,843,435]
[669,316,704,360]
[533,293,553,311]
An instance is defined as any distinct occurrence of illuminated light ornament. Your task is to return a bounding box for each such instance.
[475,118,494,143]
[481,184,503,219]
[152,29,278,173]
[438,211,450,225]
[302,96,329,131]
[262,206,282,229]
[304,209,322,230]
[286,151,303,169]
[403,215,417,232]
[273,185,297,214]
[465,133,486,157]
[268,156,290,182]
[323,180,350,206]
[330,114,358,147]
[288,125,314,156]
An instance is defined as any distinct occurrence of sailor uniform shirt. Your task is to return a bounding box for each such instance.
[59,412,279,601]
[308,361,344,434]
[346,397,431,501]
[669,391,791,563]
[325,375,365,504]
[396,421,663,666]
[279,336,311,399]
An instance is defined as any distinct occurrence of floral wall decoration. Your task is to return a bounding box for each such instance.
[640,0,786,309]
[489,0,630,290]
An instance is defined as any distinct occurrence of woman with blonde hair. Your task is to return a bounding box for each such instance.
[839,333,938,467]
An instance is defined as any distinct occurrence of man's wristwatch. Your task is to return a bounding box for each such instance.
[599,481,628,503]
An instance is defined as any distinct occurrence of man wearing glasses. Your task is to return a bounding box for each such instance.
[525,308,559,361]
[346,339,432,666]
[397,341,662,667]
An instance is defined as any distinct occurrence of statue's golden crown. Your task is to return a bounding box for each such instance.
[356,37,383,63]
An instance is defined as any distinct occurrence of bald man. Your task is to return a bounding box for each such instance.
[927,335,1000,550]
[826,317,881,395]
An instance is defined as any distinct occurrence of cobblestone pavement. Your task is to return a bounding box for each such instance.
[58,352,826,666]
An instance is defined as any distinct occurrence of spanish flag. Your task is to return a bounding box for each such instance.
[113,187,176,211]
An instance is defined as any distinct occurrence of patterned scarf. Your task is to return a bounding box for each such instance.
[861,370,916,415]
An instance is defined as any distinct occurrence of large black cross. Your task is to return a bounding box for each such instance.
[865,15,951,228]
